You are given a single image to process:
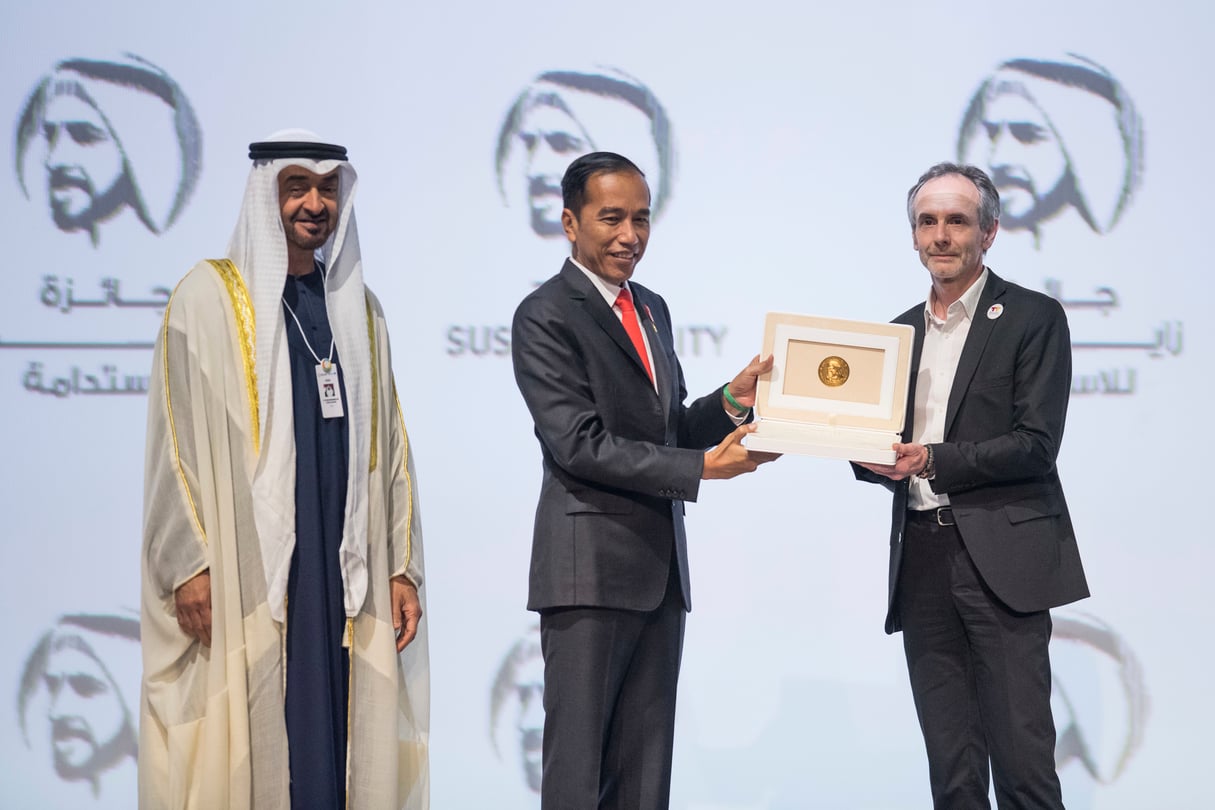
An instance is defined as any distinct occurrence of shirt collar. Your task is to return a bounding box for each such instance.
[925,266,989,326]
[571,257,632,308]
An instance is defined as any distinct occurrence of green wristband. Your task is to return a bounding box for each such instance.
[722,384,749,414]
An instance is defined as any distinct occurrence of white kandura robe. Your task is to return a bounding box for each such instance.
[140,258,429,810]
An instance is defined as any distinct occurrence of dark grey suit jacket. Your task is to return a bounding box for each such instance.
[856,269,1089,633]
[512,260,737,613]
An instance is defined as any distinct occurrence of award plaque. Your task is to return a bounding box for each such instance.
[745,313,915,463]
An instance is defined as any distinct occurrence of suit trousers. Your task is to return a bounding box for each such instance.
[538,553,686,810]
[900,512,1064,810]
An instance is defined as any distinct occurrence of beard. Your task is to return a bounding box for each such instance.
[527,175,565,236]
[48,168,133,240]
[285,213,334,253]
[991,166,1080,233]
[519,727,543,792]
[51,717,136,792]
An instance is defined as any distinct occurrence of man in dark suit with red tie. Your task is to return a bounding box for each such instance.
[511,151,776,809]
[855,162,1089,809]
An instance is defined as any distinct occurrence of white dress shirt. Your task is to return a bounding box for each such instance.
[908,268,989,511]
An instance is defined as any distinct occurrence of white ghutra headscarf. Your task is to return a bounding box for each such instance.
[227,129,373,623]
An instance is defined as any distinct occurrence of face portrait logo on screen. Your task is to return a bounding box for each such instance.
[1050,612,1148,786]
[957,54,1143,248]
[18,613,140,798]
[489,626,544,793]
[495,67,674,239]
[14,53,202,246]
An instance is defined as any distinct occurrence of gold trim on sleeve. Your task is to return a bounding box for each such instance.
[393,383,413,571]
[205,259,260,453]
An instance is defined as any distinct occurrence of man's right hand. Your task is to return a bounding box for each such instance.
[855,442,930,481]
[702,424,780,480]
[175,570,212,647]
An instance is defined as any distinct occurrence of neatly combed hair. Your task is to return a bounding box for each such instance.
[906,162,1001,233]
[14,53,203,232]
[561,151,645,217]
[495,68,675,217]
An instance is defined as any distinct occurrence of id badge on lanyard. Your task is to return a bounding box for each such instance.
[315,360,344,419]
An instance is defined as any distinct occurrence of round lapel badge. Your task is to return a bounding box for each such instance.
[987,303,1004,320]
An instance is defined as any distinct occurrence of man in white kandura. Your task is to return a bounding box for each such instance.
[140,130,429,810]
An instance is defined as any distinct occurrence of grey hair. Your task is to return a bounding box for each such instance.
[906,162,1000,233]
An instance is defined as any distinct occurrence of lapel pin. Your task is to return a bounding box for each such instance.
[987,303,1004,320]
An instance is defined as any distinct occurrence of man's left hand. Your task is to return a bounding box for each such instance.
[724,354,774,411]
[390,575,422,652]
[856,442,929,481]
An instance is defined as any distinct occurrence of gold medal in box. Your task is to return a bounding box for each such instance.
[746,313,915,463]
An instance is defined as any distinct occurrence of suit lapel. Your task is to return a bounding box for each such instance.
[945,270,1005,438]
[632,285,673,413]
[560,261,660,395]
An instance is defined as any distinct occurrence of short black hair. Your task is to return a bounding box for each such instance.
[561,151,645,218]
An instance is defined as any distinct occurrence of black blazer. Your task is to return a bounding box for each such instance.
[857,269,1089,633]
[512,260,737,613]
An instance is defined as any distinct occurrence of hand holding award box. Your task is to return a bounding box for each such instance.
[745,313,915,464]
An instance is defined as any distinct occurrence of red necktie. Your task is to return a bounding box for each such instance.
[615,286,654,384]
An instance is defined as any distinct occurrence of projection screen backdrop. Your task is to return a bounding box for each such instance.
[0,1,1208,807]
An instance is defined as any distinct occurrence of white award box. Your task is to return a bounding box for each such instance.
[745,313,915,464]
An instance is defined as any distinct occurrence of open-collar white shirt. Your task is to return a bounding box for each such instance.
[908,267,989,511]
